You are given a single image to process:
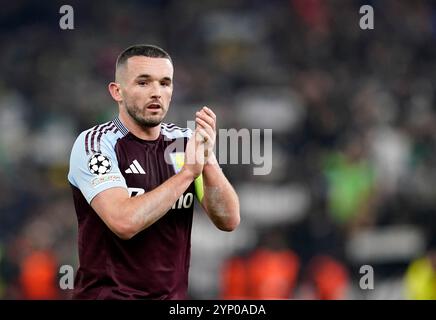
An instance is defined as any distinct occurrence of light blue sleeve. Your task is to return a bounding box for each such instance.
[67,131,128,204]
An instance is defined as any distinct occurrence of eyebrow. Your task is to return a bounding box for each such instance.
[135,74,172,82]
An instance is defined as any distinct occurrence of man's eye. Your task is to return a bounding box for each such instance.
[138,81,148,86]
[161,82,170,87]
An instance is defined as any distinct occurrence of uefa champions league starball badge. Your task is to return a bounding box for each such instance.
[88,153,112,175]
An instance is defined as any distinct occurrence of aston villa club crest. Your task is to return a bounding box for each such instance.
[169,152,185,174]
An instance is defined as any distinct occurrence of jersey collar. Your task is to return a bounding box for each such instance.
[113,117,129,136]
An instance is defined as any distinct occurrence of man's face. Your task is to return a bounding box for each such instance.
[118,56,174,128]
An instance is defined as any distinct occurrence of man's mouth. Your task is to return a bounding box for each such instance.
[146,103,161,110]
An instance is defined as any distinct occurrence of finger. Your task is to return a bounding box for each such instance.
[196,128,211,158]
[196,128,211,143]
[194,127,207,140]
[196,110,214,123]
[192,133,206,164]
[196,123,213,147]
[196,118,214,135]
[196,117,214,135]
[202,106,216,122]
[196,111,215,130]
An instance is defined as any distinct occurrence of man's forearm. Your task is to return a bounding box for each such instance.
[201,156,240,231]
[122,169,195,236]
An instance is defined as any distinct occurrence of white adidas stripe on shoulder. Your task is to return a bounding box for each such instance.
[161,123,192,139]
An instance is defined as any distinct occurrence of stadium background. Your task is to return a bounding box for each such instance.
[0,0,436,299]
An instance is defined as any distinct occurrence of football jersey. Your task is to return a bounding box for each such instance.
[68,117,198,299]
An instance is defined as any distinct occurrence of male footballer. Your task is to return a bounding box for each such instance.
[67,44,240,299]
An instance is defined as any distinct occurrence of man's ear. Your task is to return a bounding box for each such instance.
[108,82,122,102]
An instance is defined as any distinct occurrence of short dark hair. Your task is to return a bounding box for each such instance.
[116,44,172,68]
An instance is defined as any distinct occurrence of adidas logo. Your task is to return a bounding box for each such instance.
[125,160,146,174]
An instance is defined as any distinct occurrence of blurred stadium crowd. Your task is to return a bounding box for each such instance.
[1,0,436,299]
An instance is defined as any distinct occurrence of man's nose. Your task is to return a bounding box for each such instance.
[150,81,161,98]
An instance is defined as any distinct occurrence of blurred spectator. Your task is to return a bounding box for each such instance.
[246,245,299,299]
[323,135,377,231]
[404,235,436,300]
[297,255,350,300]
[19,250,60,300]
[221,229,300,299]
[220,255,249,299]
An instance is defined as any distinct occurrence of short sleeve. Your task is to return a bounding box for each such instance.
[68,131,128,204]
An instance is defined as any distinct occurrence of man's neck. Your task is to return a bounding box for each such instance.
[118,111,161,141]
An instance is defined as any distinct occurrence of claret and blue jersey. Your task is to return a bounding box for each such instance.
[68,117,198,299]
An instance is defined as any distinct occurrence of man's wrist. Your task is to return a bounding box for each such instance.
[204,152,223,172]
[179,167,196,182]
[205,151,218,166]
